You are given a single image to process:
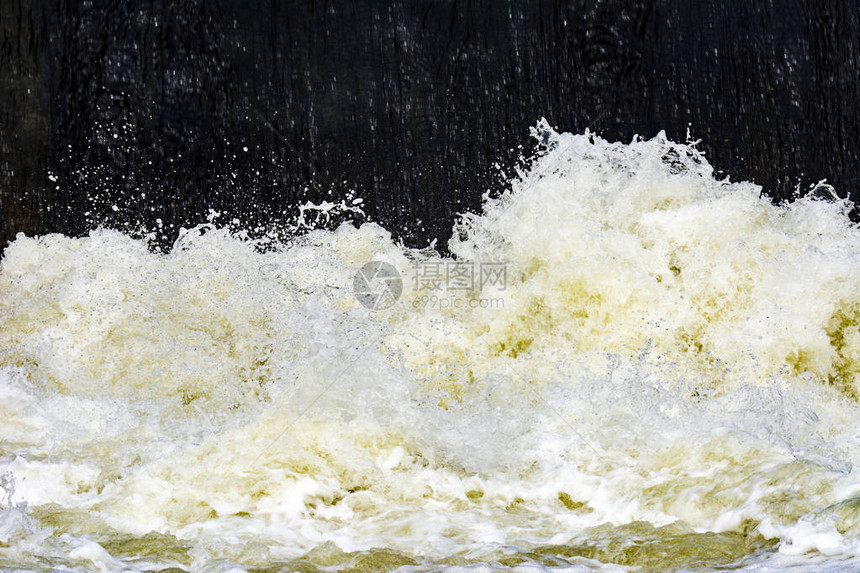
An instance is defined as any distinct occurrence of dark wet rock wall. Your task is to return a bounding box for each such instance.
[2,0,859,248]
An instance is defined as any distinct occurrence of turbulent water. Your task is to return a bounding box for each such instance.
[3,122,860,571]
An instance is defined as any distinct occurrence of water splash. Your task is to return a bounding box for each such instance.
[2,124,860,571]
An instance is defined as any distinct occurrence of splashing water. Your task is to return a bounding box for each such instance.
[3,122,860,571]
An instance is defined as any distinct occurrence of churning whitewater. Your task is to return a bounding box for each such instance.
[3,123,860,571]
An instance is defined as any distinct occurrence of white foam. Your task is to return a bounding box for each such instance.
[3,124,860,569]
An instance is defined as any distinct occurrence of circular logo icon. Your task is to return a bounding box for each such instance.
[353,261,402,310]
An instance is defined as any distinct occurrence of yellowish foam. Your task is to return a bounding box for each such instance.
[3,124,860,570]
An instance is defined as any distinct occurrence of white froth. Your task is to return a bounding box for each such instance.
[2,124,860,570]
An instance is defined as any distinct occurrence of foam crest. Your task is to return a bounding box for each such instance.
[448,121,860,396]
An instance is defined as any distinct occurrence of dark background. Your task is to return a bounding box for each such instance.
[2,0,859,250]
